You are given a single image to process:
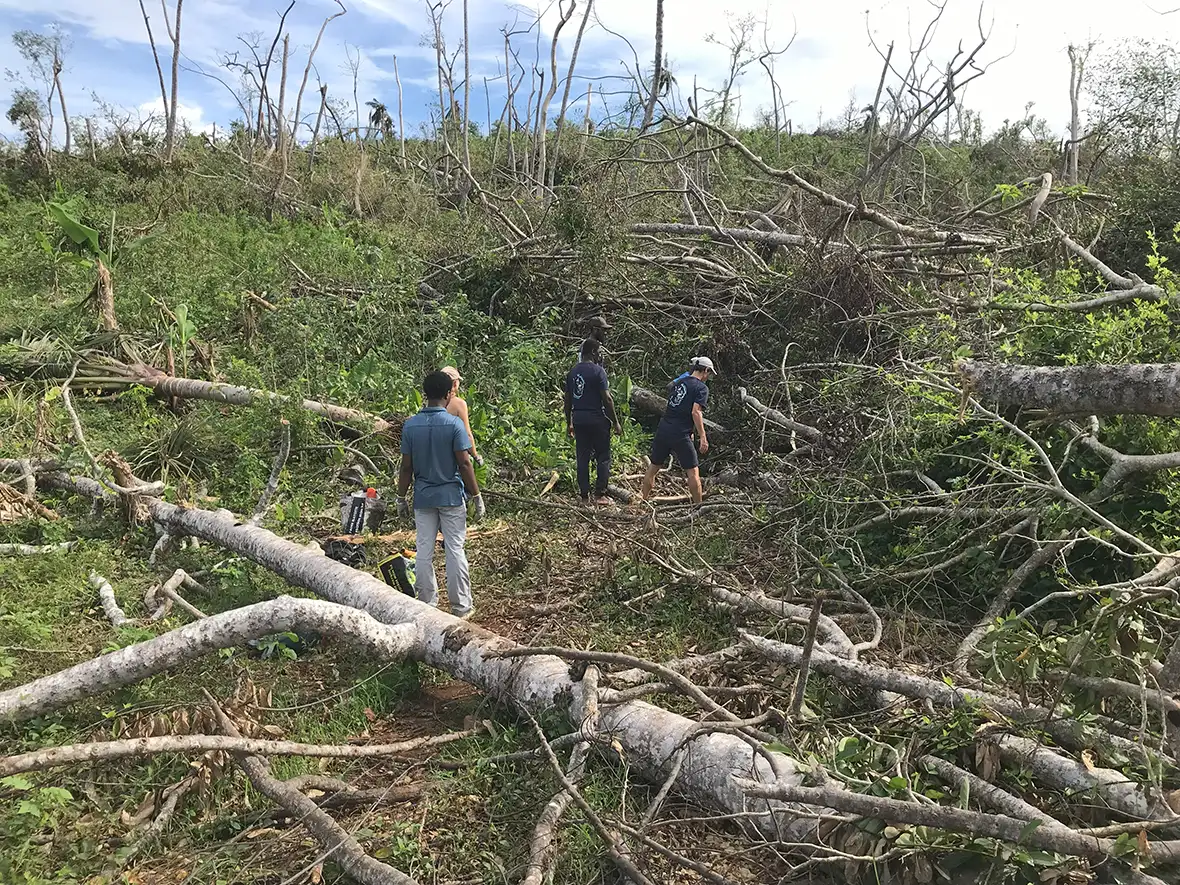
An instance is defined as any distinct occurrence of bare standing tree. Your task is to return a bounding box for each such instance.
[138,0,170,129]
[549,0,595,186]
[160,0,185,160]
[534,0,577,192]
[462,0,471,170]
[756,14,795,153]
[639,0,664,132]
[51,39,69,155]
[1066,41,1095,185]
[708,13,757,127]
[290,0,347,160]
[307,83,328,171]
[10,29,71,166]
[426,1,453,174]
[347,44,366,215]
[394,55,406,168]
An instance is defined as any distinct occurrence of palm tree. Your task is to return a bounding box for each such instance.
[365,99,394,140]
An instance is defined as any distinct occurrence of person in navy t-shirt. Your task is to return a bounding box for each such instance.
[641,356,716,504]
[564,338,623,504]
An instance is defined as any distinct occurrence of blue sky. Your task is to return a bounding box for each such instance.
[1,0,1178,144]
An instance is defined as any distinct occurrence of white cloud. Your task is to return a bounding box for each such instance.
[137,97,215,135]
[4,0,1180,139]
[513,0,1180,132]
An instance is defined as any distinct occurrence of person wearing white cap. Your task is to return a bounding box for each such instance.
[641,356,716,504]
[441,366,483,466]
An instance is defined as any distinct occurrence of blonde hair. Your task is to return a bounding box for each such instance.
[441,366,462,383]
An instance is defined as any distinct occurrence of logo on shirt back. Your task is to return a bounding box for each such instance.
[669,382,687,407]
[573,373,586,399]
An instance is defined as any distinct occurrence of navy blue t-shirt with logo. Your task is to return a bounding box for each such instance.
[660,375,709,435]
[567,361,610,424]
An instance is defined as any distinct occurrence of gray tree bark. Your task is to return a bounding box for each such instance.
[138,498,823,841]
[638,0,664,133]
[123,363,394,432]
[959,361,1180,417]
[161,0,184,161]
[0,596,418,723]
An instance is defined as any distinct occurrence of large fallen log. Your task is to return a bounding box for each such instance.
[8,468,1175,879]
[6,465,824,842]
[0,597,419,723]
[124,363,396,433]
[0,350,394,433]
[629,386,726,433]
[146,499,819,838]
[959,361,1180,417]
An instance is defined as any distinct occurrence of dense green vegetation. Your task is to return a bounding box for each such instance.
[7,15,1180,885]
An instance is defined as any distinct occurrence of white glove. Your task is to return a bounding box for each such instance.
[396,496,410,519]
[474,453,485,467]
[471,494,486,520]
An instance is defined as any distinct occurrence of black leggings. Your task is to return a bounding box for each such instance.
[573,417,612,498]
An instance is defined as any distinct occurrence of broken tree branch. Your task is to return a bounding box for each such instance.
[738,387,825,445]
[208,692,420,885]
[91,571,129,627]
[0,729,477,778]
[249,419,291,526]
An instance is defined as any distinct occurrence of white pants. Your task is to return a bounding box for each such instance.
[414,504,471,612]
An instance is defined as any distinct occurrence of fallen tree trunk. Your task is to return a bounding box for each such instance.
[0,352,394,434]
[628,221,833,252]
[124,364,395,433]
[959,361,1180,417]
[141,497,820,841]
[994,734,1169,821]
[742,633,1169,772]
[0,597,419,723]
[740,780,1180,868]
[0,541,74,555]
[629,386,726,433]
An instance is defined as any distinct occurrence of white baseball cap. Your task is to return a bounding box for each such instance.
[690,356,718,375]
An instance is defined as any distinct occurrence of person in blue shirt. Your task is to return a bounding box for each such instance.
[564,338,623,504]
[641,356,716,504]
[396,371,484,619]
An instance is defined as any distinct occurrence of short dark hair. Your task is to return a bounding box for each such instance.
[423,370,453,401]
[579,337,601,362]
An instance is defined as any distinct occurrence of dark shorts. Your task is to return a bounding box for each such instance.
[650,425,698,469]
